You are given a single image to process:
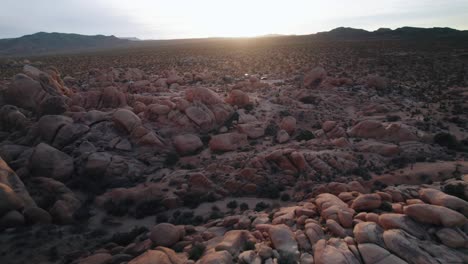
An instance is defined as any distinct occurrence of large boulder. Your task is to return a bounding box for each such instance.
[225,90,250,108]
[419,188,468,217]
[0,183,23,216]
[348,121,417,142]
[196,250,233,264]
[268,224,299,259]
[149,223,182,247]
[314,238,360,264]
[186,87,223,105]
[382,229,438,264]
[3,74,52,111]
[378,213,427,239]
[351,194,382,211]
[357,243,407,264]
[404,204,466,227]
[209,133,248,152]
[173,134,203,155]
[29,143,74,181]
[215,230,255,256]
[304,67,327,88]
[280,116,296,135]
[112,109,141,133]
[128,248,184,264]
[353,222,385,247]
[315,193,355,228]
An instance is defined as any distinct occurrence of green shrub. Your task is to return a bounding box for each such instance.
[255,202,270,212]
[189,243,206,261]
[240,202,249,211]
[280,193,291,201]
[295,129,315,141]
[227,200,238,210]
[434,132,458,149]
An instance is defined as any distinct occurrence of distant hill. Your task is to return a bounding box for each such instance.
[314,26,468,40]
[119,37,141,41]
[1,27,467,57]
[0,32,131,57]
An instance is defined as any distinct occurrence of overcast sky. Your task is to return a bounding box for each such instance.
[1,0,468,39]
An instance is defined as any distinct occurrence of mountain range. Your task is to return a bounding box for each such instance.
[1,27,467,57]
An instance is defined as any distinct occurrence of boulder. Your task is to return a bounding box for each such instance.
[382,229,438,264]
[149,223,182,247]
[314,238,360,264]
[186,87,224,105]
[268,224,299,259]
[435,228,468,248]
[0,183,24,215]
[419,188,468,217]
[77,253,112,264]
[353,222,385,247]
[112,109,141,133]
[378,213,427,240]
[209,133,248,152]
[280,116,296,135]
[215,230,254,256]
[173,134,203,155]
[29,143,74,181]
[357,243,406,264]
[225,90,250,108]
[351,194,382,211]
[196,250,232,264]
[0,210,25,229]
[304,67,327,88]
[404,204,466,227]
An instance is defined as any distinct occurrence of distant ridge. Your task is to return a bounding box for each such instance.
[0,32,130,56]
[314,26,468,40]
[1,27,467,57]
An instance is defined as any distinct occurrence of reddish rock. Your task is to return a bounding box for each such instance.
[173,134,203,155]
[351,194,382,211]
[404,204,466,227]
[225,89,250,107]
[280,116,296,135]
[209,133,248,152]
[304,67,327,88]
[149,223,182,247]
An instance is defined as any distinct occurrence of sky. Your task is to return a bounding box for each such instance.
[1,0,468,39]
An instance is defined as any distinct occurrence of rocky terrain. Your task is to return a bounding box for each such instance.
[0,34,467,264]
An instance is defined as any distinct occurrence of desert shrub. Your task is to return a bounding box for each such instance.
[209,210,224,219]
[103,198,134,216]
[280,193,291,201]
[443,183,466,200]
[434,132,458,149]
[192,215,204,225]
[258,184,280,199]
[134,199,164,219]
[255,202,270,212]
[380,201,393,212]
[244,240,255,250]
[386,115,401,122]
[155,214,169,223]
[240,202,249,211]
[110,226,148,245]
[390,156,409,168]
[226,200,238,210]
[164,152,179,166]
[265,122,279,136]
[278,252,297,264]
[172,211,196,225]
[189,243,206,261]
[351,167,371,180]
[295,129,315,141]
